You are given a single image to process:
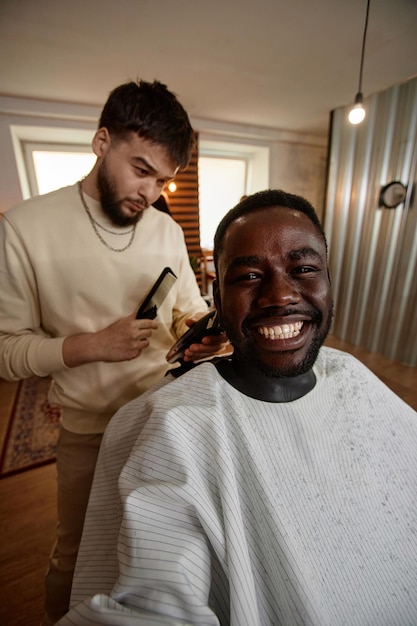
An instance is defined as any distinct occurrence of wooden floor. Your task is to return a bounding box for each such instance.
[0,336,416,626]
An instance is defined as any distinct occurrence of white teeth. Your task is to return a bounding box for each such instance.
[257,321,303,340]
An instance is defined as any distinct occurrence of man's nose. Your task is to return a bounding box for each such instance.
[257,273,301,308]
[137,178,160,204]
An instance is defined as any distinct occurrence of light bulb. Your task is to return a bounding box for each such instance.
[348,92,365,125]
[348,103,366,124]
[168,181,177,192]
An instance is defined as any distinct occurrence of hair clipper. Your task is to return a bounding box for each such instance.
[166,309,222,364]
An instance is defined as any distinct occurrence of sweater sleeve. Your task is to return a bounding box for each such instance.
[0,214,66,380]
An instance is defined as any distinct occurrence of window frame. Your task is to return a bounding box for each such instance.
[23,141,95,196]
[10,125,95,199]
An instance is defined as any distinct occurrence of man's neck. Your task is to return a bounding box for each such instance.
[215,356,316,402]
[79,171,100,201]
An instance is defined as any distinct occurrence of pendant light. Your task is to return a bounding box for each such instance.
[348,0,370,125]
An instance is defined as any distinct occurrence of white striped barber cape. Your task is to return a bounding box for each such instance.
[60,347,417,626]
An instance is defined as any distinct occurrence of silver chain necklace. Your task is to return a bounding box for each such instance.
[77,181,137,253]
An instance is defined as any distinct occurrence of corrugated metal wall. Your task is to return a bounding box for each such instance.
[324,76,417,366]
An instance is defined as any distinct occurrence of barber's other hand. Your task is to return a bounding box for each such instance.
[63,315,159,367]
[182,315,232,362]
[97,315,159,361]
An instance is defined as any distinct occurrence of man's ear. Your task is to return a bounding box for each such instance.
[92,127,111,158]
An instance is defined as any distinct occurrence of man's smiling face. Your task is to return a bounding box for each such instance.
[214,206,333,378]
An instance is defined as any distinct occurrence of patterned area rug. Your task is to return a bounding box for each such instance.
[0,376,61,477]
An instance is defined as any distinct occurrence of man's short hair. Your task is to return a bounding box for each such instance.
[213,189,327,270]
[99,80,195,169]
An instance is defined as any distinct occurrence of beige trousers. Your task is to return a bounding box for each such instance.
[43,426,102,624]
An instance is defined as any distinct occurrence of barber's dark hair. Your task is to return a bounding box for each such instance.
[213,189,327,270]
[99,80,195,169]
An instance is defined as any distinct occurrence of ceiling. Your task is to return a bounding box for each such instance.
[1,0,416,137]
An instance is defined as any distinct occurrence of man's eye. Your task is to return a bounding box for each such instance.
[234,271,260,282]
[293,266,318,274]
[135,167,148,176]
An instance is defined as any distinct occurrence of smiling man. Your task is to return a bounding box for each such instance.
[0,79,227,625]
[213,192,333,400]
[60,190,417,626]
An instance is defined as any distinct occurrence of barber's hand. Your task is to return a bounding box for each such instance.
[63,315,159,367]
[182,315,232,362]
[97,315,159,362]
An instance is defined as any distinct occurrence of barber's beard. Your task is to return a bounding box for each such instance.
[97,161,145,227]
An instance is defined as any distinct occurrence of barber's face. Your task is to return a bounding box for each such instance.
[93,130,178,227]
[214,206,333,378]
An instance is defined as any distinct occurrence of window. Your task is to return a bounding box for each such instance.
[198,139,269,249]
[23,144,96,196]
[198,156,247,249]
[10,125,95,199]
[29,147,96,195]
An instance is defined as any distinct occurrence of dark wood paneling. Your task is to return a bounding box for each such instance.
[166,134,202,287]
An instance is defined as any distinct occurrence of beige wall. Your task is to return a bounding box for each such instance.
[269,141,328,221]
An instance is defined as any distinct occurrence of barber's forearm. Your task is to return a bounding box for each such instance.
[62,332,105,368]
[0,333,65,380]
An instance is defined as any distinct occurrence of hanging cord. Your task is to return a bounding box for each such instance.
[357,0,371,94]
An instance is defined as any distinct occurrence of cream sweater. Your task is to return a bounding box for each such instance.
[0,184,207,433]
